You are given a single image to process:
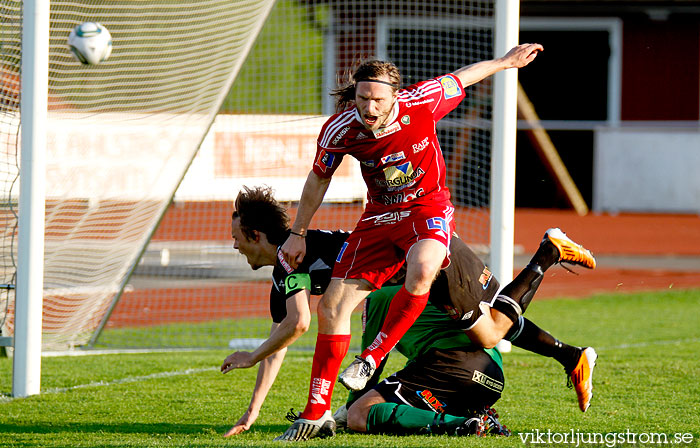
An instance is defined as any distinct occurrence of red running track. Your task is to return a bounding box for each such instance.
[106,207,700,328]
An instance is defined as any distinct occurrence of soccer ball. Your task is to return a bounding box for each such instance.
[68,22,112,65]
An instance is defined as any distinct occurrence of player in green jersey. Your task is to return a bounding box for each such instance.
[332,285,509,436]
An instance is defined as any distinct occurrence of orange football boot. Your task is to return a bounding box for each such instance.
[543,228,596,269]
[568,347,598,412]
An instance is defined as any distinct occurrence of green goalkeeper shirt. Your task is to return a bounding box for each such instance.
[362,285,502,370]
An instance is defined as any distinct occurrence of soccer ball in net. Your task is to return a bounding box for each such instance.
[67,22,113,65]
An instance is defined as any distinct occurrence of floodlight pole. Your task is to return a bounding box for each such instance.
[14,0,49,397]
[490,0,520,286]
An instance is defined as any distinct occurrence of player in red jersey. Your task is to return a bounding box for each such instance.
[276,43,543,441]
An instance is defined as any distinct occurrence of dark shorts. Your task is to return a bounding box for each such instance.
[428,234,501,329]
[373,348,504,417]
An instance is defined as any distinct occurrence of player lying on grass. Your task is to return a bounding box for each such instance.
[281,231,597,441]
[221,186,597,439]
[329,285,512,437]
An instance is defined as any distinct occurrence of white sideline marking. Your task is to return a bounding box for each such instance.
[597,337,700,351]
[0,356,313,404]
[0,366,216,403]
[42,348,208,357]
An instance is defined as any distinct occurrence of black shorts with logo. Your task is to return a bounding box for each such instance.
[374,347,504,417]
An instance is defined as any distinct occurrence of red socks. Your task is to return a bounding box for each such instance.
[361,286,429,367]
[300,333,351,420]
[299,287,428,420]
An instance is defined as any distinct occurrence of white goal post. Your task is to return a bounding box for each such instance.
[490,0,520,286]
[13,0,49,399]
[4,0,276,396]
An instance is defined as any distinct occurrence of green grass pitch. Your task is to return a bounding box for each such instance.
[1,289,699,447]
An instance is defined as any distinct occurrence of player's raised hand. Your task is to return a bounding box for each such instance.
[223,409,259,437]
[280,233,306,270]
[503,43,543,69]
[221,351,256,373]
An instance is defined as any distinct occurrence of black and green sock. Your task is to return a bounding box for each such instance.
[366,402,468,435]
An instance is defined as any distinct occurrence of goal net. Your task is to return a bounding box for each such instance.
[2,0,497,351]
[0,0,275,350]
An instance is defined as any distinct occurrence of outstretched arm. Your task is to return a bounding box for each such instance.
[452,43,543,88]
[221,292,311,436]
[280,171,331,269]
[223,343,287,437]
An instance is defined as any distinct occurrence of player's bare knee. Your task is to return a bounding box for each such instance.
[317,285,344,321]
[405,240,445,291]
[405,262,441,294]
[317,298,338,321]
[346,404,369,432]
[416,262,440,283]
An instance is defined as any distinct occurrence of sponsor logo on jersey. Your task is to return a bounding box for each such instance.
[310,377,332,405]
[332,126,350,145]
[405,98,435,108]
[401,115,410,125]
[361,159,376,168]
[277,249,294,274]
[273,278,286,292]
[380,151,406,164]
[427,216,448,234]
[376,162,425,188]
[314,149,335,173]
[380,188,425,205]
[373,121,401,139]
[356,132,368,140]
[461,310,474,321]
[362,210,412,226]
[439,75,462,99]
[417,389,446,414]
[442,304,460,320]
[479,267,493,290]
[412,137,430,153]
[472,370,504,392]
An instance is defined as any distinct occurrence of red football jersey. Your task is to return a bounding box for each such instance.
[314,73,466,212]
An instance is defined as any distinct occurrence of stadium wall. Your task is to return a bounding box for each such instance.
[511,5,700,209]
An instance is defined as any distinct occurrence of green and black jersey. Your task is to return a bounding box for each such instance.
[363,285,502,370]
[269,229,349,323]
